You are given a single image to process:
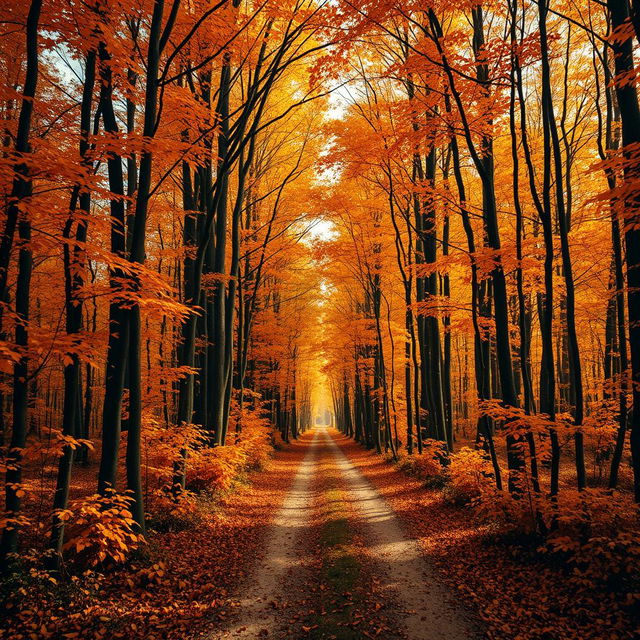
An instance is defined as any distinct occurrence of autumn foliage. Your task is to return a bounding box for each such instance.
[1,0,640,638]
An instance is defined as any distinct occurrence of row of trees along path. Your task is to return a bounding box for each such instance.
[1,1,640,639]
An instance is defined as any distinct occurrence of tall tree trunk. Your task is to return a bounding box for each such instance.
[607,0,640,501]
[538,0,586,489]
[0,0,42,572]
[450,135,503,491]
[48,47,97,569]
[124,0,173,531]
[510,0,560,495]
[0,213,33,570]
[211,57,232,446]
[97,43,130,496]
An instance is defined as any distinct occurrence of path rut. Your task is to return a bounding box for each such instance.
[323,429,477,639]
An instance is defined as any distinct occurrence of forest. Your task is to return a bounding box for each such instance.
[1,0,640,638]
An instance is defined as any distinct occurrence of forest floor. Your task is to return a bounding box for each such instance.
[2,437,308,640]
[4,427,638,640]
[340,435,639,640]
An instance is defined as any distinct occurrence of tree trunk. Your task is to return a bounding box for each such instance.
[0,0,42,572]
[48,47,97,569]
[97,42,130,496]
[607,0,640,501]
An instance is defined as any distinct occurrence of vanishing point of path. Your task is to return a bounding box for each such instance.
[211,427,478,640]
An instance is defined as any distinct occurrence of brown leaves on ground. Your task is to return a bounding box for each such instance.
[339,435,638,640]
[1,441,307,640]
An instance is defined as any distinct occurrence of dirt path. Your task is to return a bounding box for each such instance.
[212,430,319,638]
[210,427,478,640]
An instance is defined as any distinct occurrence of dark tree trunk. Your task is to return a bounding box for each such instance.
[97,43,130,496]
[538,0,586,489]
[0,0,42,572]
[607,0,640,501]
[450,136,503,491]
[48,47,97,569]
